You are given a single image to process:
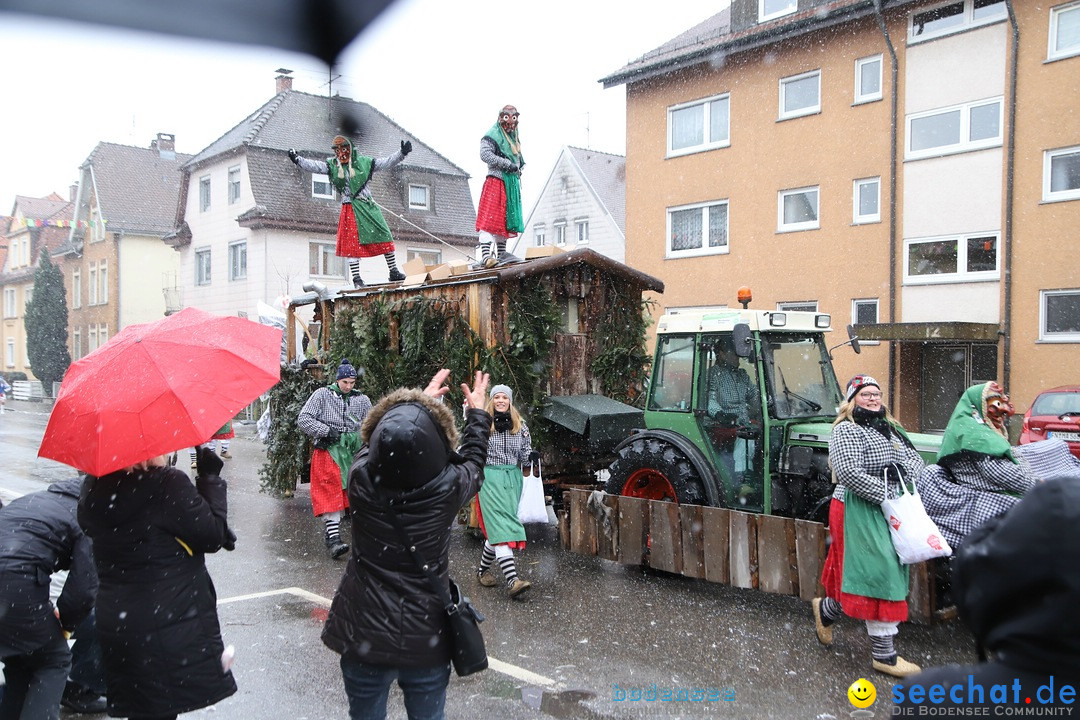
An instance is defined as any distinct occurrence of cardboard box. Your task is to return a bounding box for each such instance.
[525,245,568,259]
[401,273,428,287]
[427,263,452,281]
[448,260,473,276]
[402,257,427,276]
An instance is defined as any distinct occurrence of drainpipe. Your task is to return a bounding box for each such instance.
[873,0,900,415]
[1002,0,1019,392]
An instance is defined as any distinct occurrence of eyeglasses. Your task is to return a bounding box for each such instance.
[857,391,883,399]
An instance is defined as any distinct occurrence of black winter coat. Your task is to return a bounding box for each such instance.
[78,464,237,717]
[322,390,490,667]
[0,478,97,654]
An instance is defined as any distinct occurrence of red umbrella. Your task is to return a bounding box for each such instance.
[39,307,282,476]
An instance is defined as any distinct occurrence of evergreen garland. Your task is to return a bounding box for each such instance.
[258,364,322,497]
[590,276,654,406]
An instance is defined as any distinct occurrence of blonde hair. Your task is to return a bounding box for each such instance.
[485,396,522,434]
[833,398,900,426]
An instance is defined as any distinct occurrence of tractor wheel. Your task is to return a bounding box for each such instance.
[606,436,708,505]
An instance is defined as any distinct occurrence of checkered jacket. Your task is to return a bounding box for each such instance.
[706,365,759,425]
[829,420,925,504]
[486,421,532,467]
[297,386,372,440]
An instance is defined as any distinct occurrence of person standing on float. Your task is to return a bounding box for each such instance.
[475,105,524,267]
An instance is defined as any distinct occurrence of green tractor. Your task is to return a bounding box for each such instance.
[601,306,941,522]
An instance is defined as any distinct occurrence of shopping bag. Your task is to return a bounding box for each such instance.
[517,462,549,524]
[880,468,952,564]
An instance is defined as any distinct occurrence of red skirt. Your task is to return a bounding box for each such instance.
[475,177,518,238]
[337,206,394,258]
[309,449,349,516]
[821,498,908,622]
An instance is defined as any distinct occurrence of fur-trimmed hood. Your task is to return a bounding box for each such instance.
[360,388,461,489]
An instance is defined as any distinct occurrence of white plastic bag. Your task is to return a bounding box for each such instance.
[257,405,272,443]
[517,462,548,524]
[880,469,952,564]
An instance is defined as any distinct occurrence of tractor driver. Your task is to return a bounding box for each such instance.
[705,337,761,496]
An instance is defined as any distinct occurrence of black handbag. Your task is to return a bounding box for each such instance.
[382,499,489,677]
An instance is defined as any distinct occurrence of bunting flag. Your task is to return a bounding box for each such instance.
[8,217,106,229]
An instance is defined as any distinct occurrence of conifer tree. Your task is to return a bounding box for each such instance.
[24,247,71,393]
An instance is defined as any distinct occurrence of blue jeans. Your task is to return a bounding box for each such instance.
[339,657,450,720]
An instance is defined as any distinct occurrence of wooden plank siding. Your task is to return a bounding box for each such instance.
[560,489,937,623]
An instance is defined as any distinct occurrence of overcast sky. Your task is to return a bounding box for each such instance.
[0,0,721,225]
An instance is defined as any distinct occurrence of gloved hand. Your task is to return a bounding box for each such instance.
[736,424,760,439]
[223,526,237,552]
[196,446,224,477]
[400,140,413,156]
[528,450,541,463]
[288,148,299,164]
[325,431,341,445]
[506,162,520,175]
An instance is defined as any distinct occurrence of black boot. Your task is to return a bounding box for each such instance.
[352,275,365,289]
[388,269,406,282]
[61,682,107,714]
[325,532,349,559]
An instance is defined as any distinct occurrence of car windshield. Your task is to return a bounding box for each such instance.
[761,333,844,419]
[1031,392,1080,417]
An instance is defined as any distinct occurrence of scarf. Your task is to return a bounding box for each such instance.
[493,410,512,434]
[937,383,1017,464]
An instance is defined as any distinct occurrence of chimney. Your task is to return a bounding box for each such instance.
[153,133,176,160]
[70,183,78,202]
[276,69,293,94]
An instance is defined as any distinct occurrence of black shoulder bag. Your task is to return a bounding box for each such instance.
[381,497,489,677]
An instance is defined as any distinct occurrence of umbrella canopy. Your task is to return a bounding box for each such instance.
[39,307,282,476]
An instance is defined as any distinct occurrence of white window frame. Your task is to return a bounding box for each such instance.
[199,176,211,212]
[908,0,1006,44]
[88,265,98,305]
[534,225,546,247]
[88,325,98,354]
[1049,1,1080,61]
[195,247,211,286]
[310,241,345,278]
[575,219,590,245]
[903,233,1001,284]
[72,269,81,309]
[905,98,1003,160]
[779,70,821,120]
[72,328,81,361]
[3,288,15,318]
[228,165,241,205]
[854,54,883,104]
[408,184,430,210]
[667,93,731,157]
[312,173,334,199]
[852,298,881,345]
[554,220,567,246]
[1043,145,1080,202]
[5,338,14,367]
[91,207,106,243]
[228,241,247,281]
[406,249,443,266]
[1040,289,1080,342]
[666,200,730,259]
[98,261,108,305]
[777,301,819,312]
[99,324,108,347]
[778,186,820,232]
[759,0,797,22]
[853,177,881,224]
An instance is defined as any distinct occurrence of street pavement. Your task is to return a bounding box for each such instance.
[0,398,977,719]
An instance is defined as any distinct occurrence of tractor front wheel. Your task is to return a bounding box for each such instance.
[605,436,708,505]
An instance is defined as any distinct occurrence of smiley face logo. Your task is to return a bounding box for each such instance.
[848,678,876,708]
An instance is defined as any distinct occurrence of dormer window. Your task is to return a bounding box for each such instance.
[760,0,797,23]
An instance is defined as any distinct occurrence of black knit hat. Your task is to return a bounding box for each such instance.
[336,358,357,381]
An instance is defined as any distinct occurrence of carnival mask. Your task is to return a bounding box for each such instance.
[499,105,519,134]
[983,382,1014,431]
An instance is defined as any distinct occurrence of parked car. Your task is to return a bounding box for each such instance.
[1019,386,1080,458]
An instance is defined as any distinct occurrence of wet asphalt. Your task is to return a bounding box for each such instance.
[0,399,977,719]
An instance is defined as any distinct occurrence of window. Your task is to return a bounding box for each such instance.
[648,334,695,412]
[88,265,98,305]
[904,233,1000,282]
[98,261,108,304]
[534,225,546,246]
[24,285,32,306]
[88,325,98,354]
[199,176,211,212]
[228,166,241,204]
[310,241,345,277]
[777,301,819,312]
[99,324,108,347]
[779,70,821,120]
[91,207,105,243]
[228,241,247,281]
[575,219,590,244]
[1044,146,1080,202]
[906,98,1003,159]
[759,0,797,22]
[312,173,334,199]
[72,328,81,361]
[1050,2,1080,60]
[406,249,442,265]
[554,220,567,245]
[408,184,430,210]
[3,288,15,318]
[853,177,881,224]
[5,338,13,368]
[72,269,81,309]
[668,94,730,155]
[778,186,820,232]
[667,201,729,258]
[854,55,883,104]
[909,0,1006,42]
[852,299,881,345]
[1040,290,1080,342]
[195,248,211,286]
